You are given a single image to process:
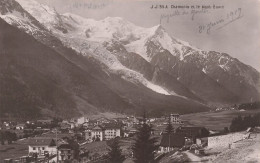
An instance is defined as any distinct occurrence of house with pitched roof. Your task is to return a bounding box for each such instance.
[159,134,185,153]
[28,137,57,157]
[58,144,75,161]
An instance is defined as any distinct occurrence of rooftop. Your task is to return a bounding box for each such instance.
[160,134,185,148]
[28,137,56,146]
[58,144,73,150]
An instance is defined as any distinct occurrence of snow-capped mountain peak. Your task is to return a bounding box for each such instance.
[0,0,48,35]
[16,0,56,29]
[16,0,68,33]
[5,0,259,103]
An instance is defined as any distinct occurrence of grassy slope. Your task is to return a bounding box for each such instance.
[181,109,260,131]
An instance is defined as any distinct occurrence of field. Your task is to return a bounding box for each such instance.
[0,139,28,161]
[181,109,260,131]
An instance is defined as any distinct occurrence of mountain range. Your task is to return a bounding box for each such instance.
[0,0,259,119]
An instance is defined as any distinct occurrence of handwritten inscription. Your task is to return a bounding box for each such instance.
[198,8,243,34]
[70,1,113,9]
[160,9,209,24]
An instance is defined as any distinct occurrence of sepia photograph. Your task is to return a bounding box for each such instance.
[0,0,260,162]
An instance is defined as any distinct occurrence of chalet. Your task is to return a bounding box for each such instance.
[28,137,57,157]
[58,144,75,161]
[175,126,209,142]
[159,134,185,153]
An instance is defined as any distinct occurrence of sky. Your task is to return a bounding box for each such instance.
[36,0,260,71]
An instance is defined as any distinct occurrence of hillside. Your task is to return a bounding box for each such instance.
[0,18,210,119]
[0,0,259,119]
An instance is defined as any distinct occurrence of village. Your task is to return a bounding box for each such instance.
[0,111,260,163]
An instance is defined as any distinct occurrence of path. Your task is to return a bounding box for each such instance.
[184,151,202,162]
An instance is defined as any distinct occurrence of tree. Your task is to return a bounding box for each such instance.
[223,127,229,133]
[67,138,80,160]
[165,116,174,134]
[49,139,56,147]
[230,115,243,132]
[0,131,6,145]
[132,111,158,163]
[5,131,17,144]
[107,138,125,163]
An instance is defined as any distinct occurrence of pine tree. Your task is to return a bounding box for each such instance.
[165,116,174,134]
[67,138,80,159]
[132,111,158,163]
[107,138,125,163]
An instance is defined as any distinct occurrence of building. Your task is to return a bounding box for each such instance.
[58,144,75,161]
[87,124,121,141]
[159,134,185,153]
[2,122,11,130]
[103,124,121,140]
[170,113,181,124]
[60,123,71,131]
[85,130,92,142]
[96,117,110,124]
[16,123,25,130]
[28,137,57,157]
[196,132,248,148]
[37,120,53,125]
[76,117,89,126]
[91,126,104,141]
[82,122,89,128]
[175,126,210,143]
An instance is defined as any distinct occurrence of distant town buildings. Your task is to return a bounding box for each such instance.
[2,112,239,162]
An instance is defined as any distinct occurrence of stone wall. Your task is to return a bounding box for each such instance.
[207,132,247,148]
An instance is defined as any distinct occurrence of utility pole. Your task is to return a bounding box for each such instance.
[56,128,58,163]
[168,116,171,152]
[168,132,170,152]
